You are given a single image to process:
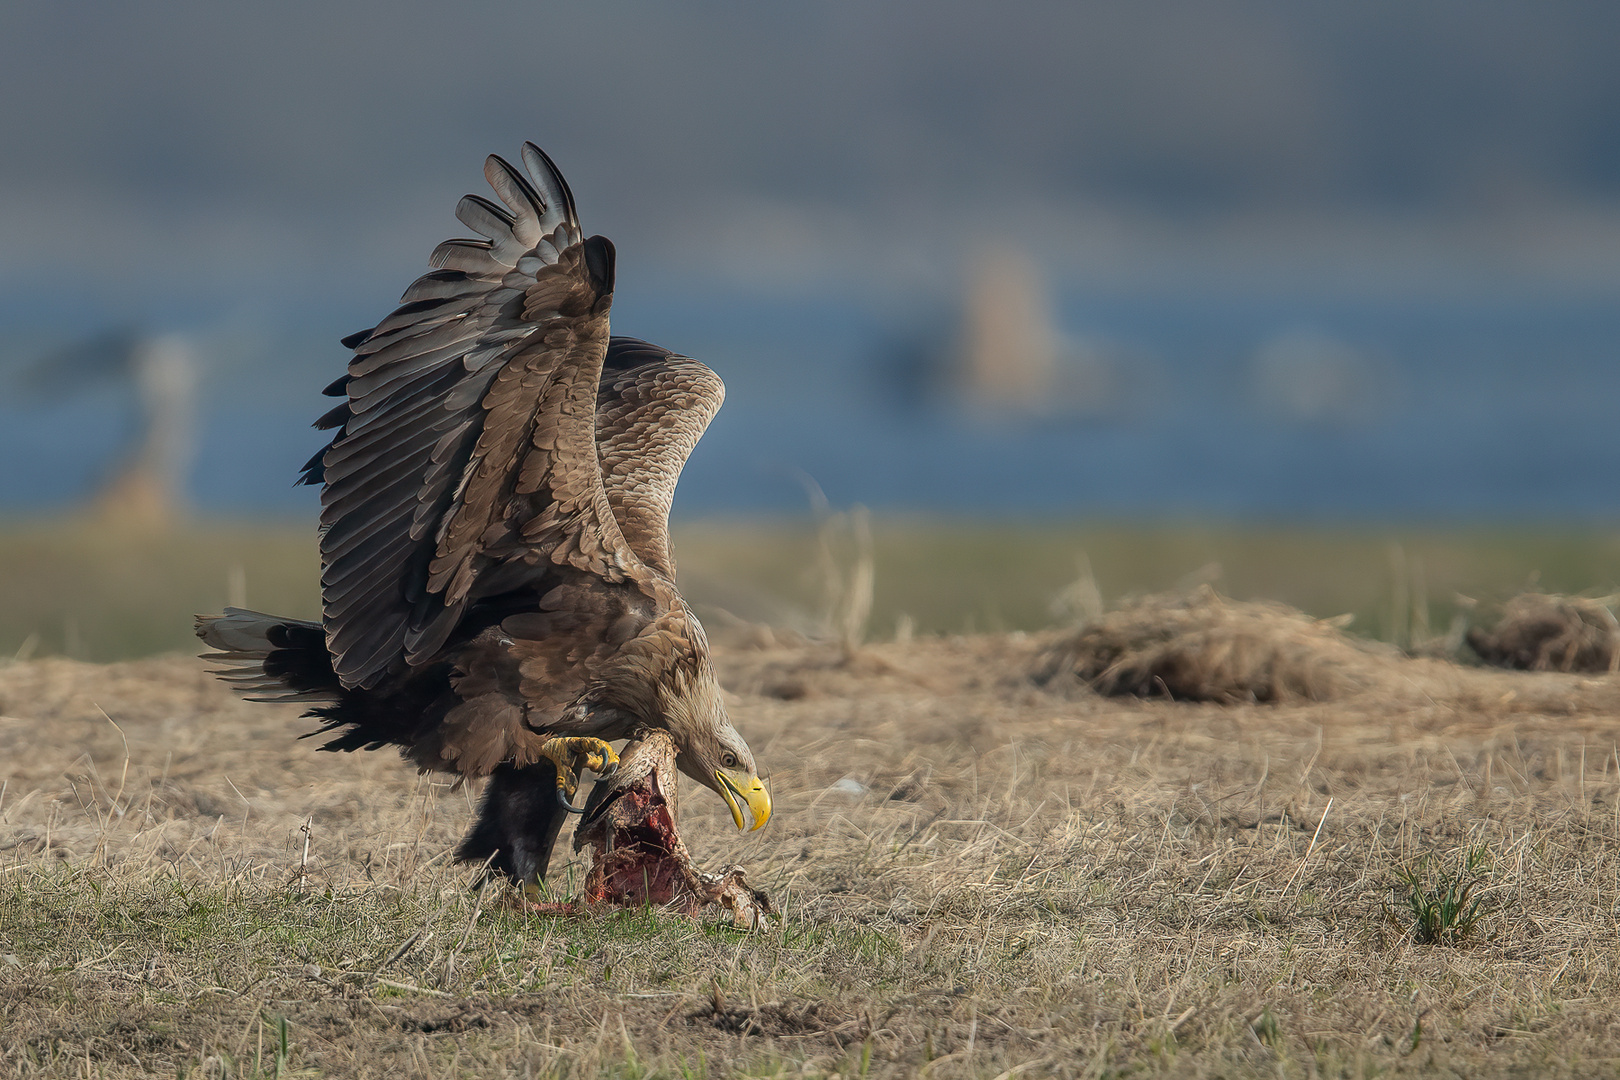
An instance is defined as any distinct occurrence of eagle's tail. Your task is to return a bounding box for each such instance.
[194,608,342,703]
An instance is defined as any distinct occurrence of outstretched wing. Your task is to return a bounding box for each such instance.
[306,144,648,690]
[595,339,725,579]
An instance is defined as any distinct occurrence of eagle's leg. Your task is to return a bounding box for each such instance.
[455,760,570,886]
[538,736,621,806]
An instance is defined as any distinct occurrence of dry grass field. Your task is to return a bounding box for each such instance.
[4,619,1620,1078]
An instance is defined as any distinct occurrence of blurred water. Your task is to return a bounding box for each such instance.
[2,287,1617,522]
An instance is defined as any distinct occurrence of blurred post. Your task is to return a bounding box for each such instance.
[958,248,1057,413]
[93,334,197,529]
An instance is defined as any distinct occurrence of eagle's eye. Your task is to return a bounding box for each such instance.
[721,751,739,769]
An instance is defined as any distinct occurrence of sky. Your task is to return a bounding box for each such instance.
[3,2,1620,518]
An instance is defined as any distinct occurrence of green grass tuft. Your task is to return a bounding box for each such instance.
[1388,847,1495,946]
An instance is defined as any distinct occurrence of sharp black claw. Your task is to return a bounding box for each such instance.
[557,786,586,814]
[598,760,618,780]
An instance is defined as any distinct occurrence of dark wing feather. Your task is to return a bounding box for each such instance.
[315,144,649,690]
[594,338,725,579]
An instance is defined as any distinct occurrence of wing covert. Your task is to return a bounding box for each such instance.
[595,338,725,579]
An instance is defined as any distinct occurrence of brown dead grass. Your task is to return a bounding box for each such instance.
[1467,592,1620,674]
[3,637,1620,1077]
[1033,586,1398,703]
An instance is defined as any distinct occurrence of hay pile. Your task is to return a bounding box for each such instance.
[1034,586,1388,703]
[1467,592,1620,673]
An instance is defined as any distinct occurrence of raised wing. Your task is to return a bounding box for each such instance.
[305,144,647,690]
[595,339,725,580]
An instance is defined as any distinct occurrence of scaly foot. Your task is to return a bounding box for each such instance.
[538,736,620,813]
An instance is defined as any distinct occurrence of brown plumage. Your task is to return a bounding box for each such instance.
[196,143,769,885]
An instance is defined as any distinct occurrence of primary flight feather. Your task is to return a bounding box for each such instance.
[197,143,769,886]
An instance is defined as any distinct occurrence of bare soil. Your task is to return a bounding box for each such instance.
[2,634,1620,1077]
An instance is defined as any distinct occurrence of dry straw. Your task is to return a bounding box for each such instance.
[1034,585,1396,703]
[1466,591,1620,673]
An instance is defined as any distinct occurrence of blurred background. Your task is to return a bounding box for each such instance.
[4,0,1620,660]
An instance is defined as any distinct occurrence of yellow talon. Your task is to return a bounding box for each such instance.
[539,737,619,812]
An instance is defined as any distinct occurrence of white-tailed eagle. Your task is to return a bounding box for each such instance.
[197,143,770,885]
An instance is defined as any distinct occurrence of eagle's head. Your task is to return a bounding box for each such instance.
[658,665,771,832]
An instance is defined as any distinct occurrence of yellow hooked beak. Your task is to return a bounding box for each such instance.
[715,768,772,832]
